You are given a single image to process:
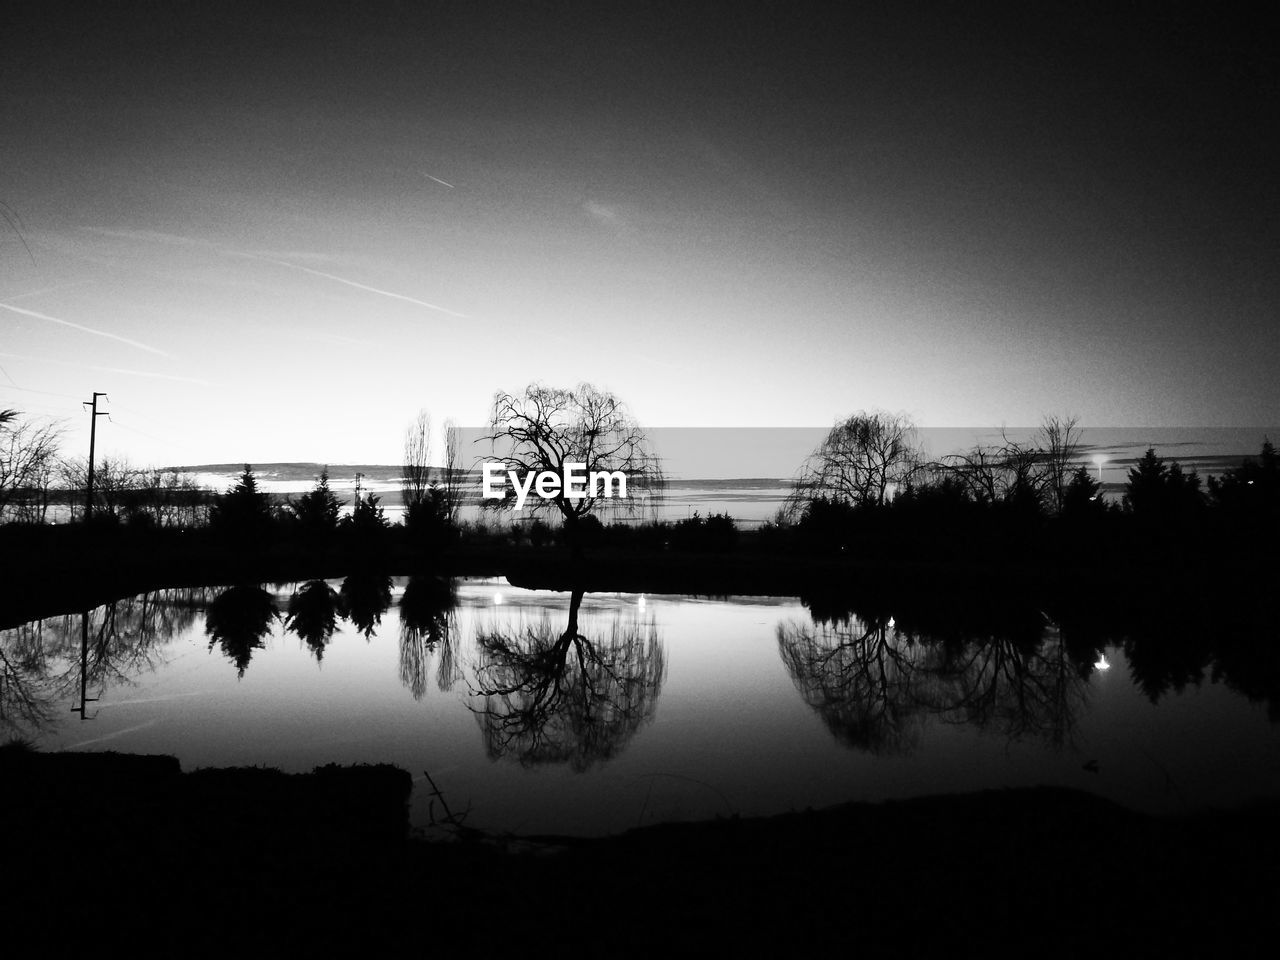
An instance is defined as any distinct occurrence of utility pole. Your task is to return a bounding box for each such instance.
[82,392,108,522]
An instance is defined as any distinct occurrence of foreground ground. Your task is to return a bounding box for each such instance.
[3,748,1276,954]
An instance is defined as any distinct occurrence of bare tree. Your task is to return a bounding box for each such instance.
[1036,414,1084,514]
[784,410,921,520]
[0,410,62,524]
[482,382,664,551]
[402,409,432,512]
[439,417,462,527]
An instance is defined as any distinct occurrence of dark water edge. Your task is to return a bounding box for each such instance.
[2,530,1274,630]
[4,746,1276,952]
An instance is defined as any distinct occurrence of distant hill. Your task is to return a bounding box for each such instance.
[172,463,424,482]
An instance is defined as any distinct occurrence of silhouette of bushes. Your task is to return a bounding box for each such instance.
[671,512,738,552]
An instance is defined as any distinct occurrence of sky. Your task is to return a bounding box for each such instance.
[2,1,1277,468]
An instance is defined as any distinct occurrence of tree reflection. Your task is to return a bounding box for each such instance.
[777,615,929,754]
[398,576,460,699]
[924,626,1091,748]
[779,601,1095,754]
[206,586,278,678]
[339,573,393,640]
[1121,602,1280,720]
[2,587,207,733]
[470,590,665,770]
[285,580,343,662]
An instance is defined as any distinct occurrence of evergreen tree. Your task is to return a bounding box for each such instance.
[291,468,342,538]
[1061,464,1105,518]
[1124,447,1204,519]
[209,464,274,539]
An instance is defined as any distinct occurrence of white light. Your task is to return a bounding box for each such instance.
[1095,654,1111,672]
[887,616,895,629]
[493,592,504,605]
[637,595,646,610]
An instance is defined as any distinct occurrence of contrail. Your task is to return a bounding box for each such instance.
[0,301,169,356]
[0,351,209,384]
[96,691,212,708]
[63,718,159,749]
[239,253,467,318]
[424,173,455,189]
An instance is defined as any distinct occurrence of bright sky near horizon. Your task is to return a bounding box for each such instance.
[2,1,1276,467]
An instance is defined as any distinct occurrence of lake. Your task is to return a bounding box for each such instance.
[5,577,1278,837]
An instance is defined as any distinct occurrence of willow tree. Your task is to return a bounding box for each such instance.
[482,382,664,553]
[784,410,921,521]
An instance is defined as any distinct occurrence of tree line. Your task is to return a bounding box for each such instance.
[3,396,1276,571]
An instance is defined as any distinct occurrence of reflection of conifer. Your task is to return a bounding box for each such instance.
[205,585,278,678]
[285,580,343,662]
[340,573,392,639]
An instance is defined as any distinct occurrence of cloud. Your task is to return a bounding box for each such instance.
[583,200,621,224]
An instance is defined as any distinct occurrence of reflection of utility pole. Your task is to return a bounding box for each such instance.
[71,610,99,719]
[82,392,108,522]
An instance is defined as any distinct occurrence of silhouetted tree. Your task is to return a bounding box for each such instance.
[402,409,432,513]
[483,383,664,556]
[1037,414,1085,514]
[0,410,61,524]
[785,411,921,519]
[341,490,390,554]
[1059,464,1107,520]
[290,469,342,540]
[209,465,275,542]
[1209,438,1279,524]
[1124,447,1204,520]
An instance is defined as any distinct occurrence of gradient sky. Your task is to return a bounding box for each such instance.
[2,1,1276,466]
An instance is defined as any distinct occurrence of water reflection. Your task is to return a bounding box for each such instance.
[339,573,393,640]
[2,588,207,734]
[398,576,460,699]
[1120,604,1280,720]
[470,589,666,770]
[778,615,929,754]
[205,586,278,678]
[778,601,1094,753]
[285,580,343,662]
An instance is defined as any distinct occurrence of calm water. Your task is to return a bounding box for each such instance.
[5,578,1279,836]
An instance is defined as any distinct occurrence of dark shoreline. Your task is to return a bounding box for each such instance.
[2,529,1270,630]
[4,746,1276,952]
